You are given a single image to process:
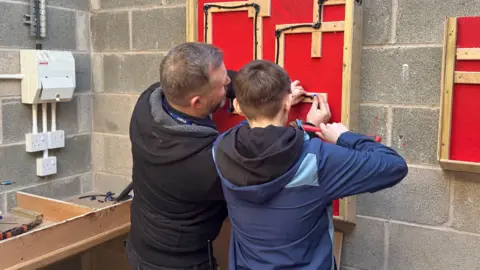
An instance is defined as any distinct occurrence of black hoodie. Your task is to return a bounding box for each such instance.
[128,83,228,268]
[216,124,305,187]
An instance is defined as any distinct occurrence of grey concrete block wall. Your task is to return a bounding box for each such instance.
[0,0,93,216]
[90,0,185,194]
[343,0,480,269]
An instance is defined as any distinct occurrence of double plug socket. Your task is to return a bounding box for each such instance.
[25,130,65,152]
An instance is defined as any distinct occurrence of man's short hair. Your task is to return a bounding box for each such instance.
[159,42,224,106]
[234,60,291,120]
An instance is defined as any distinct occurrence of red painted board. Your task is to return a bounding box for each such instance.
[198,0,346,216]
[449,16,480,163]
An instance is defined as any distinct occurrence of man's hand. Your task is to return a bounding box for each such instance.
[316,122,348,144]
[290,80,311,106]
[306,95,331,127]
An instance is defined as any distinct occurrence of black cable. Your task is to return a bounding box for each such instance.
[116,182,134,202]
[203,3,260,60]
[275,1,325,64]
[275,23,321,64]
[79,192,116,202]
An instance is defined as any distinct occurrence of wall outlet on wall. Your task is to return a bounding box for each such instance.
[36,156,57,177]
[47,130,65,149]
[25,133,48,152]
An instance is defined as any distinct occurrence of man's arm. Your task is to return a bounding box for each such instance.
[316,131,408,202]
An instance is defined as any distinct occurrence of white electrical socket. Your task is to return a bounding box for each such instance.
[36,156,57,177]
[25,132,48,152]
[47,130,65,149]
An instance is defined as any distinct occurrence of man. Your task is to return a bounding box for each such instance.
[126,42,316,270]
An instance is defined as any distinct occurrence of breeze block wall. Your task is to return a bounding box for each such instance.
[341,0,480,269]
[0,0,93,218]
[83,0,187,269]
[90,0,185,194]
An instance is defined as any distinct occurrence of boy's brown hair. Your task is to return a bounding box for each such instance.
[233,60,291,120]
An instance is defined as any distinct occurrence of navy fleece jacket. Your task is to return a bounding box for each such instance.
[212,121,408,270]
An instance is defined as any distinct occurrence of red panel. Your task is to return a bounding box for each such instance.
[197,0,345,216]
[456,17,480,48]
[449,16,480,163]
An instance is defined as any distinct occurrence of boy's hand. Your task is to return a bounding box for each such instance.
[306,95,331,126]
[316,123,348,144]
[290,80,310,106]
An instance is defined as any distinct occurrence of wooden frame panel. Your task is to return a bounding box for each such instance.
[200,0,271,60]
[186,0,363,228]
[275,21,345,66]
[438,16,480,173]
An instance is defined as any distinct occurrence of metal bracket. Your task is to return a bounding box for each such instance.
[24,0,46,38]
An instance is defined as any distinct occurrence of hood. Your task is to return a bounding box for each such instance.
[214,124,305,203]
[130,84,219,165]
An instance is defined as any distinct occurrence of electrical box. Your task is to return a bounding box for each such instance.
[20,50,76,104]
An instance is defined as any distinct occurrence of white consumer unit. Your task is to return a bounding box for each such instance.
[6,49,78,177]
[20,50,76,104]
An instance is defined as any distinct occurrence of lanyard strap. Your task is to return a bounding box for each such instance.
[162,98,194,125]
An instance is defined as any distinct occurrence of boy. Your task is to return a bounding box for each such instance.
[211,60,408,270]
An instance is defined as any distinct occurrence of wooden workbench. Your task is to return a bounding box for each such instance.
[0,191,131,270]
[0,190,344,270]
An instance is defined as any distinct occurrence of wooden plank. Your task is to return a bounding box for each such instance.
[207,0,271,17]
[333,216,355,233]
[454,71,480,84]
[275,21,345,33]
[256,17,264,60]
[324,0,346,6]
[341,0,362,130]
[337,0,363,226]
[456,48,480,60]
[342,196,357,225]
[10,207,43,220]
[333,231,343,268]
[311,31,322,58]
[206,9,213,43]
[439,159,480,174]
[207,2,250,13]
[438,17,457,161]
[16,192,93,222]
[186,0,197,42]
[0,199,132,270]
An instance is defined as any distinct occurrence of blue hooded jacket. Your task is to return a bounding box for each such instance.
[212,121,408,270]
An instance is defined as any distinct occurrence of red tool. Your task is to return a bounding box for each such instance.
[302,125,382,143]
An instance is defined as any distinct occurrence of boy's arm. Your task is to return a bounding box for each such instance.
[316,131,408,202]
